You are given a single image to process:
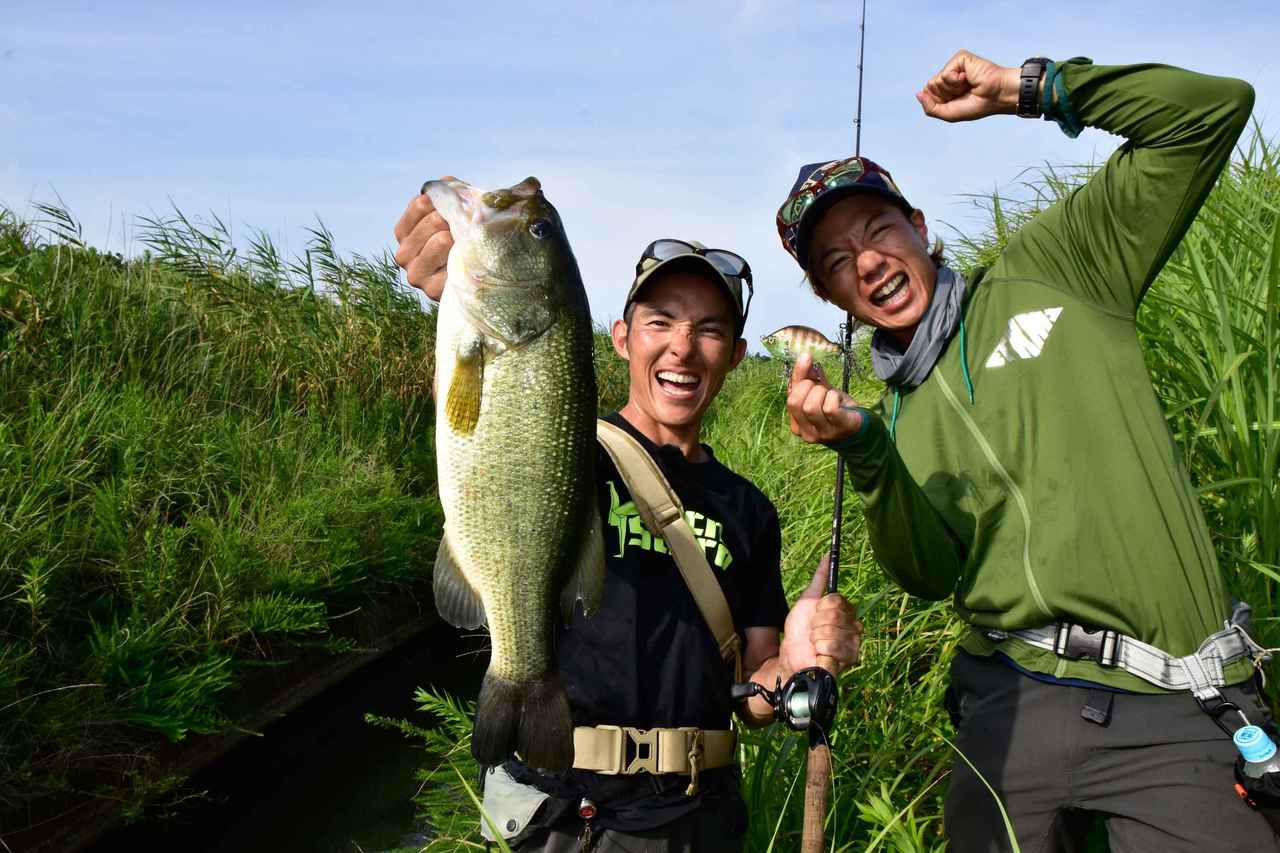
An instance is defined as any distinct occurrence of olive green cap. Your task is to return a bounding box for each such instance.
[624,241,749,335]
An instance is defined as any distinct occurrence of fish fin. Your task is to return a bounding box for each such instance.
[472,670,573,771]
[445,350,483,434]
[561,504,606,624]
[517,675,574,771]
[472,671,522,766]
[433,531,486,629]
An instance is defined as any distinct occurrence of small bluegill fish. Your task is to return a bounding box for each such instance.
[761,325,844,360]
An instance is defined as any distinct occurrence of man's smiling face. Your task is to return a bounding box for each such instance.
[807,194,939,346]
[612,270,746,433]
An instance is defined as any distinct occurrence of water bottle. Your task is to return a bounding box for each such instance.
[1234,725,1280,778]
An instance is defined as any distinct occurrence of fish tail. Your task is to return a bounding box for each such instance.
[518,675,574,770]
[472,671,522,766]
[472,671,573,771]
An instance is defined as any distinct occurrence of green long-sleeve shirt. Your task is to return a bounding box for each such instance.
[841,60,1256,692]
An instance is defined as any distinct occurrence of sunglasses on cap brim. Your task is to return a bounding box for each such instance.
[637,238,754,325]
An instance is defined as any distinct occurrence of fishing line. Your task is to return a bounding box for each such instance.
[854,0,867,157]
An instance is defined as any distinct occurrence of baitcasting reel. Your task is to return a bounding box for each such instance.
[731,667,838,733]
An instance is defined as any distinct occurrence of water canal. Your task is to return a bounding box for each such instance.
[91,621,482,853]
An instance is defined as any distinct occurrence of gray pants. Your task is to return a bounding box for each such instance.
[944,650,1280,852]
[513,807,744,852]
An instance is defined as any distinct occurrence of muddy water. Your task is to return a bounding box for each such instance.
[92,621,482,853]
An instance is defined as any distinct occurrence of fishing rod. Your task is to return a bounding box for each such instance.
[804,2,867,850]
[730,6,868,846]
[830,0,867,605]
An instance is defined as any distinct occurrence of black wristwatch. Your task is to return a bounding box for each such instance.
[1018,57,1050,118]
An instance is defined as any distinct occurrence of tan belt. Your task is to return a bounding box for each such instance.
[572,725,736,778]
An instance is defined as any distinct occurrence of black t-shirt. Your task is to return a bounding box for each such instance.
[509,412,788,831]
[559,412,788,729]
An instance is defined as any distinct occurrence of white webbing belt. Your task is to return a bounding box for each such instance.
[985,619,1267,702]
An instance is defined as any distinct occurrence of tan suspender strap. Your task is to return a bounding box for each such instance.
[596,419,743,683]
[572,725,737,775]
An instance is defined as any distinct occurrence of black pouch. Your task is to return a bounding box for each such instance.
[1233,715,1280,834]
[1235,760,1280,807]
[1234,759,1280,835]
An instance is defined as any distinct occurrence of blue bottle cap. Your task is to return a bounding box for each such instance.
[1234,725,1278,763]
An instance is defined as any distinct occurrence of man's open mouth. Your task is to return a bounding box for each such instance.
[656,370,701,398]
[870,272,908,307]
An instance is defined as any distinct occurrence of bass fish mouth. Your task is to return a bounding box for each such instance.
[423,177,544,232]
[422,178,478,225]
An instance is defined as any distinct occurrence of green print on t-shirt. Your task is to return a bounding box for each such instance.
[605,480,734,570]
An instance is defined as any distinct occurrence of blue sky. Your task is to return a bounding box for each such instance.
[3,1,1279,345]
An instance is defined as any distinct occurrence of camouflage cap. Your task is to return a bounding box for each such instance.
[776,155,912,268]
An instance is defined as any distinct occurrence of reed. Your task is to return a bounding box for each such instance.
[5,124,1274,846]
[1139,130,1280,615]
[0,204,442,820]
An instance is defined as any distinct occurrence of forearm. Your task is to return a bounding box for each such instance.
[1064,60,1252,151]
[738,644,823,728]
[833,414,964,600]
[998,59,1253,310]
[737,654,784,728]
[952,55,1252,146]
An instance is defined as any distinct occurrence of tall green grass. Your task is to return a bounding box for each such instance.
[6,124,1273,846]
[395,130,1279,850]
[1140,133,1280,609]
[0,205,443,820]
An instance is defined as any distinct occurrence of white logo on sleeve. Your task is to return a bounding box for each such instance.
[985,307,1063,368]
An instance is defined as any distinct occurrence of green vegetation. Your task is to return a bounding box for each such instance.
[4,128,1274,848]
[0,206,444,822]
[1142,132,1280,600]
[392,131,1280,851]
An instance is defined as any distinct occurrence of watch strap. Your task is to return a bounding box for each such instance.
[1018,57,1050,118]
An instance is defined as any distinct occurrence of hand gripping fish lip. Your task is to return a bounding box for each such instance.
[422,177,544,230]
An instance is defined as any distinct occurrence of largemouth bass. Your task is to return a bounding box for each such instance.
[424,176,604,771]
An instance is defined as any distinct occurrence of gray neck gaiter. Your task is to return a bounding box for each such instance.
[870,265,967,389]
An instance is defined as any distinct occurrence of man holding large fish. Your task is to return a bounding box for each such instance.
[393,184,860,850]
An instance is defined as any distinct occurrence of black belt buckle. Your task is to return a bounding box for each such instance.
[1052,623,1120,667]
